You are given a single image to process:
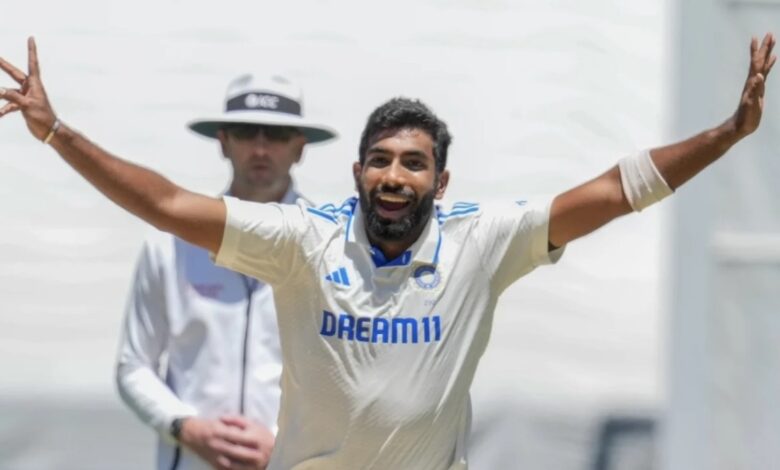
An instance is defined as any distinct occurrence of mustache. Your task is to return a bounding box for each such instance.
[369,185,417,202]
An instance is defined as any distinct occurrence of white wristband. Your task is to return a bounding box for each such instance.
[618,149,674,212]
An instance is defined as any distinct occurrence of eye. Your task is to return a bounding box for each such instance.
[263,126,300,142]
[227,125,260,141]
[404,159,426,170]
[367,155,390,167]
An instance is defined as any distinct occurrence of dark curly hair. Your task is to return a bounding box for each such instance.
[358,98,452,173]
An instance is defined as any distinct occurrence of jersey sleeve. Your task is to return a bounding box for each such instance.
[476,198,565,294]
[213,196,308,285]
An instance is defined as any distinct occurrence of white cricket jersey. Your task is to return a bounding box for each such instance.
[215,195,563,470]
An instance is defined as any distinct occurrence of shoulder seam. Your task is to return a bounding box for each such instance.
[437,202,481,222]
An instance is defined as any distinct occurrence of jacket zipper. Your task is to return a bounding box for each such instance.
[171,277,255,470]
[239,275,255,413]
[168,446,181,470]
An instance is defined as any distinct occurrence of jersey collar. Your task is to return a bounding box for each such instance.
[346,198,442,267]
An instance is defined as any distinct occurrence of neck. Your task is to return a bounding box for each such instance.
[229,177,291,204]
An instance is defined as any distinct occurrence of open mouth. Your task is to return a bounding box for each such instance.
[374,193,413,219]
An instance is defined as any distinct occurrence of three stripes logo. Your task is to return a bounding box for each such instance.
[325,267,351,287]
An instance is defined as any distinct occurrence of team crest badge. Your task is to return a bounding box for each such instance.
[413,265,442,290]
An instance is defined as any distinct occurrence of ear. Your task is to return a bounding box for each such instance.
[352,161,363,191]
[434,170,450,200]
[216,129,230,159]
[292,134,307,164]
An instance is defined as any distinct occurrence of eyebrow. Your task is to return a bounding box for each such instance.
[366,147,391,156]
[366,146,430,160]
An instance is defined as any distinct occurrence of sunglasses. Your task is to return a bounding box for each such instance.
[222,124,302,142]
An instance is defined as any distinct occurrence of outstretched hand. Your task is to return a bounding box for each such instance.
[733,33,777,138]
[0,37,58,141]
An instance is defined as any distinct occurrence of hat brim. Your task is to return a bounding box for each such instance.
[188,110,337,144]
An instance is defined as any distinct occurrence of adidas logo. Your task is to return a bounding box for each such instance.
[325,267,351,286]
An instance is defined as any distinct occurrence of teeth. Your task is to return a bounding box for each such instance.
[378,194,408,203]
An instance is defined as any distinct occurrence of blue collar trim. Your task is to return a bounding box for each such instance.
[370,247,413,268]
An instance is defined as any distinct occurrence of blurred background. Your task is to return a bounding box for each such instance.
[0,0,777,469]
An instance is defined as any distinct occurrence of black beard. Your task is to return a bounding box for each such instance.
[359,185,435,242]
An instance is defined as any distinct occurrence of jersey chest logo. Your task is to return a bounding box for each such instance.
[413,265,442,291]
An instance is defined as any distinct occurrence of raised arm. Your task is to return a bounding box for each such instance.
[548,33,776,248]
[0,38,225,253]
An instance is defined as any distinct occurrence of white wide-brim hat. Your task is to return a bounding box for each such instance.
[188,74,338,144]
